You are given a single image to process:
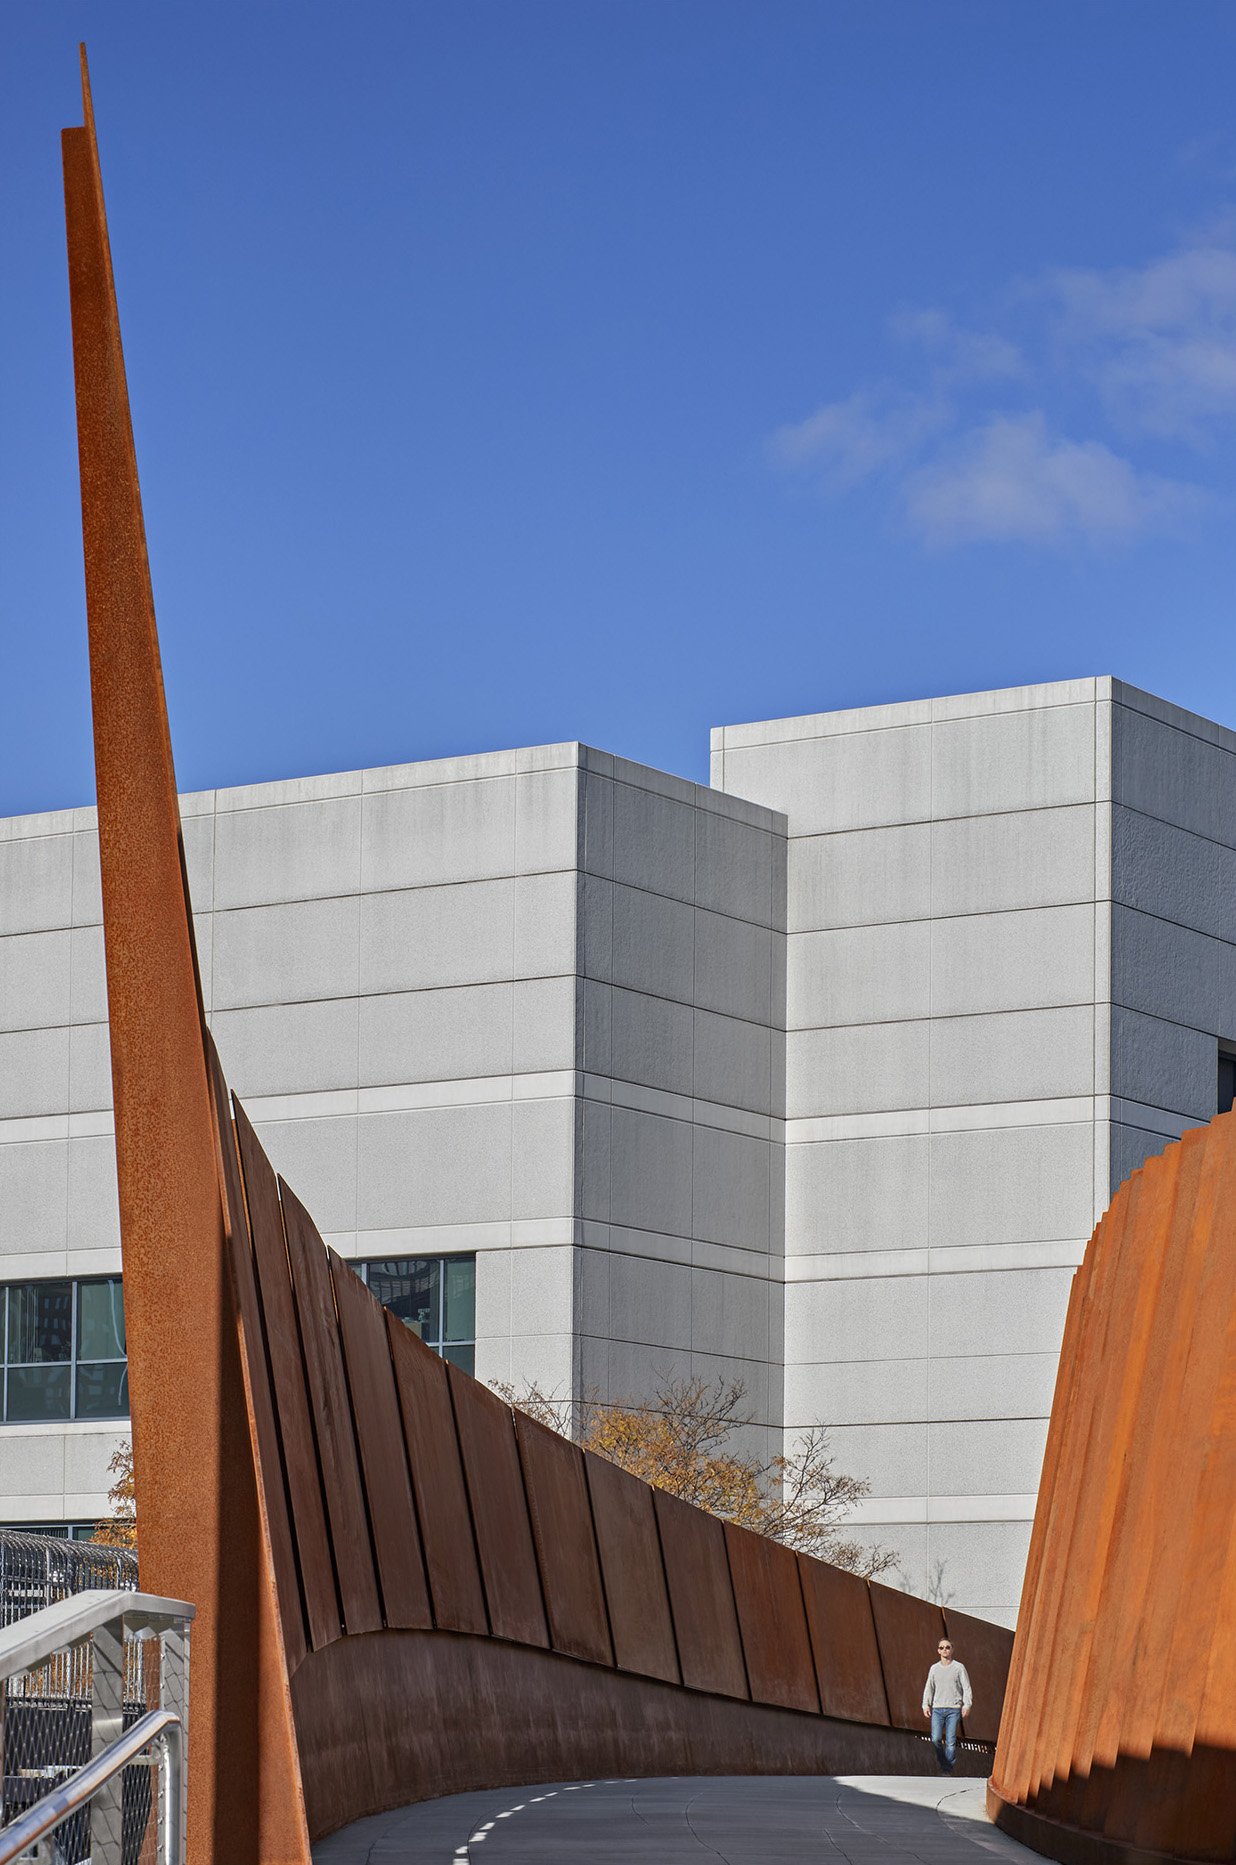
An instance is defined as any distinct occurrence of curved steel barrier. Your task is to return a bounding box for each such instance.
[990,1113,1236,1864]
[57,48,1015,1863]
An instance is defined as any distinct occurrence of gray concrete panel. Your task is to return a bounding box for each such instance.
[929,1123,1094,1247]
[1112,805,1221,936]
[67,1136,120,1253]
[694,811,780,926]
[928,1418,1050,1496]
[513,768,580,876]
[511,1099,575,1220]
[355,1105,514,1230]
[214,795,362,909]
[692,1009,773,1116]
[1110,1004,1217,1120]
[611,779,697,904]
[358,983,513,1086]
[783,1356,929,1429]
[786,1136,929,1256]
[930,904,1094,1018]
[0,1025,69,1118]
[784,1275,929,1365]
[928,1006,1095,1108]
[720,724,932,835]
[216,998,362,1097]
[1111,905,1219,1033]
[0,831,74,935]
[787,1021,930,1118]
[0,929,71,1032]
[926,1267,1073,1360]
[214,895,362,1009]
[610,987,694,1097]
[610,885,694,1001]
[789,823,931,934]
[360,880,514,995]
[607,1107,694,1239]
[931,703,1095,819]
[691,1127,771,1252]
[0,1139,69,1257]
[361,776,517,892]
[788,923,930,1031]
[931,805,1095,918]
[1114,699,1236,843]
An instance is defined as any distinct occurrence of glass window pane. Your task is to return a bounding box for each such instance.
[442,1342,474,1376]
[365,1260,440,1344]
[77,1280,126,1361]
[442,1257,475,1343]
[75,1361,129,1420]
[7,1284,73,1365]
[7,1365,71,1422]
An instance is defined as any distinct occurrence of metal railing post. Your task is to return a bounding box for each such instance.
[91,1614,126,1865]
[160,1621,190,1864]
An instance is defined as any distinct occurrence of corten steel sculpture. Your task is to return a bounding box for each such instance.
[62,53,1013,1861]
[989,1113,1236,1865]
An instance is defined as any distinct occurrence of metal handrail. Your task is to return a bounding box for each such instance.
[0,1590,194,1685]
[0,1707,182,1865]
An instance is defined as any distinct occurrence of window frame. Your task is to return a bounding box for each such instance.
[357,1253,476,1375]
[0,1277,128,1426]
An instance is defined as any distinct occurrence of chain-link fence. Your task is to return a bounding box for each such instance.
[0,1532,173,1865]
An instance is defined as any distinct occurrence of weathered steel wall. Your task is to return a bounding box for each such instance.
[63,49,1014,1862]
[989,1116,1236,1863]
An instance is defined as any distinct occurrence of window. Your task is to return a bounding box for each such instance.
[1,1523,97,1541]
[358,1255,476,1376]
[1,1278,127,1424]
[1220,1048,1236,1116]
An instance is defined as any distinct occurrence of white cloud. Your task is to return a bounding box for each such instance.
[769,390,948,488]
[889,308,1024,383]
[904,413,1200,547]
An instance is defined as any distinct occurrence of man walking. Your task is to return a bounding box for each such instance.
[922,1637,972,1773]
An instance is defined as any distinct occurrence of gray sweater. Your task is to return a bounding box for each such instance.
[922,1660,972,1713]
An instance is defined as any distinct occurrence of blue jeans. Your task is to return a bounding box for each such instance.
[931,1704,961,1771]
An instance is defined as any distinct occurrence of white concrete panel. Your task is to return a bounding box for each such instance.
[611,780,696,905]
[719,726,932,834]
[514,872,577,979]
[580,980,612,1077]
[214,896,361,1009]
[926,1520,1033,1619]
[929,1005,1095,1109]
[578,875,614,983]
[1114,701,1236,843]
[360,880,513,994]
[253,1114,359,1234]
[788,922,930,1030]
[181,811,214,909]
[930,1123,1094,1248]
[64,1428,127,1501]
[581,773,615,880]
[212,998,361,1098]
[1112,807,1219,937]
[786,1134,929,1255]
[473,1245,513,1342]
[929,1352,1059,1424]
[513,768,580,875]
[695,911,772,1025]
[0,1140,69,1256]
[69,926,107,1026]
[932,805,1096,918]
[787,1021,930,1119]
[692,1009,772,1115]
[513,975,577,1073]
[67,1137,120,1254]
[0,835,73,936]
[783,1356,928,1429]
[508,1245,575,1337]
[609,885,694,1002]
[1111,1006,1216,1121]
[607,1107,693,1239]
[784,1274,929,1365]
[931,904,1094,1018]
[358,983,513,1086]
[929,1418,1050,1497]
[827,1423,929,1499]
[507,1331,574,1397]
[71,829,102,928]
[695,811,779,927]
[356,1103,513,1230]
[68,1023,111,1115]
[213,796,361,910]
[1112,907,1219,1034]
[609,988,693,1097]
[0,1027,69,1119]
[0,930,71,1033]
[932,704,1095,819]
[928,1265,1073,1359]
[511,1098,575,1219]
[789,823,931,934]
[361,777,516,891]
[692,1126,770,1252]
[0,1435,64,1498]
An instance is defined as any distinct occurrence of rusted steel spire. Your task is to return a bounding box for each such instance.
[61,48,309,1863]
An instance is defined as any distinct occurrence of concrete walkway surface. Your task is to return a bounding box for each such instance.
[313,1773,1043,1863]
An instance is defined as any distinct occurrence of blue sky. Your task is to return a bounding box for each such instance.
[3,2,1236,814]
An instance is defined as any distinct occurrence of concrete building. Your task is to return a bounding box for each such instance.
[1,675,1233,1622]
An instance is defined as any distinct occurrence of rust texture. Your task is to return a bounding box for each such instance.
[387,1316,488,1635]
[990,1114,1236,1864]
[61,51,309,1865]
[515,1413,613,1667]
[328,1249,432,1630]
[654,1489,749,1700]
[868,1583,947,1733]
[448,1365,550,1647]
[65,49,1016,1857]
[797,1556,890,1728]
[584,1450,679,1683]
[725,1523,820,1715]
